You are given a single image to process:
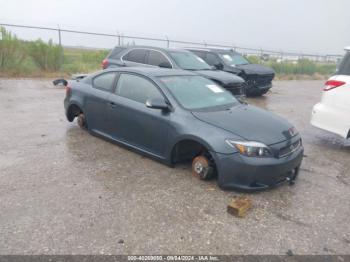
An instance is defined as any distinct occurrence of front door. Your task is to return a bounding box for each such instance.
[107,73,170,157]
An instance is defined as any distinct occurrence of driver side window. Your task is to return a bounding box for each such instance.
[115,73,163,104]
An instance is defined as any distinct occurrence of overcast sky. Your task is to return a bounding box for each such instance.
[0,0,349,54]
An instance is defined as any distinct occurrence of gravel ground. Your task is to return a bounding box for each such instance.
[0,79,349,255]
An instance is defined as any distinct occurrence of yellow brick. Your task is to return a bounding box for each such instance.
[227,197,252,217]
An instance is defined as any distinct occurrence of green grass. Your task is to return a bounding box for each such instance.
[247,55,336,77]
[0,26,109,77]
[62,48,109,74]
[0,47,109,77]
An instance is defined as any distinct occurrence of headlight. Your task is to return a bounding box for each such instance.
[226,140,272,157]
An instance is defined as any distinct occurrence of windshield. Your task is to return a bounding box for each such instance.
[169,51,211,70]
[159,75,237,110]
[220,53,250,66]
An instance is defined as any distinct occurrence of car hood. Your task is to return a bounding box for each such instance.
[192,104,294,145]
[234,64,275,75]
[194,70,244,85]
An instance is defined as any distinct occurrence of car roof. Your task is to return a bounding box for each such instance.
[345,46,350,51]
[103,67,196,77]
[187,47,239,54]
[114,45,192,54]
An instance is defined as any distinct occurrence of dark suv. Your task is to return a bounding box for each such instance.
[187,48,275,96]
[102,46,245,97]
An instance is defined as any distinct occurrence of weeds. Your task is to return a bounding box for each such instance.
[0,27,27,70]
[28,39,62,71]
[247,55,336,76]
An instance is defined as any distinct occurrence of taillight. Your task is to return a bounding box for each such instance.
[323,80,345,91]
[65,84,71,96]
[102,59,109,69]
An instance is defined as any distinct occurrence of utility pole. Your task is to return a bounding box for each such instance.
[165,36,169,48]
[57,25,63,76]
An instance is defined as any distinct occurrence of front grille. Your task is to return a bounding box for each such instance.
[247,74,274,88]
[279,139,301,158]
[224,83,244,96]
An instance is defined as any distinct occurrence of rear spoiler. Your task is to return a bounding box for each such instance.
[53,73,88,87]
[71,74,88,80]
[53,79,68,86]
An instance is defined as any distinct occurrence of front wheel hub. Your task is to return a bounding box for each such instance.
[191,155,213,180]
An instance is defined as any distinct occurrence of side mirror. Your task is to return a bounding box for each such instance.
[159,62,172,68]
[214,62,224,70]
[146,97,170,111]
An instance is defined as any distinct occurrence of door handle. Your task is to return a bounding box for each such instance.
[109,102,117,108]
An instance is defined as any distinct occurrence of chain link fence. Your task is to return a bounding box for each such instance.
[0,23,342,64]
[0,23,342,77]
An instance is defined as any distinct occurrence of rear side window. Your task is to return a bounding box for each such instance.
[123,49,147,64]
[337,52,350,75]
[93,72,116,91]
[148,50,172,67]
[115,74,163,103]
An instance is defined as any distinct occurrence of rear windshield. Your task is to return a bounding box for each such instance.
[337,52,350,76]
[108,47,126,59]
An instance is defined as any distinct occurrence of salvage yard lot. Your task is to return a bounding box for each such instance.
[0,79,349,254]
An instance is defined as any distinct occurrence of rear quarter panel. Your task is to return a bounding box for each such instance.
[67,81,91,112]
[322,75,350,110]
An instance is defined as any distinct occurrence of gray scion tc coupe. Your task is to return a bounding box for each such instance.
[64,67,303,191]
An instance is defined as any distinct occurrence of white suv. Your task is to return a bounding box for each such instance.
[311,47,350,139]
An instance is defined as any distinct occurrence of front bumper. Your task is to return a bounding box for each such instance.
[224,83,245,98]
[244,74,274,95]
[213,144,304,192]
[245,83,272,96]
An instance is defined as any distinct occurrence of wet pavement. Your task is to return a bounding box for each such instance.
[0,79,349,255]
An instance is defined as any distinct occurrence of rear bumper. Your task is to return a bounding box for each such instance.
[213,146,304,192]
[311,103,349,138]
[64,98,69,119]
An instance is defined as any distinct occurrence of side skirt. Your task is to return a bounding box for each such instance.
[89,128,170,165]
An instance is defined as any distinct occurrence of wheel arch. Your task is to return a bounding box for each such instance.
[67,102,84,122]
[169,135,217,165]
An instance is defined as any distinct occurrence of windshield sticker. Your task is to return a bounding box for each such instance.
[223,54,233,61]
[196,57,205,63]
[207,84,224,93]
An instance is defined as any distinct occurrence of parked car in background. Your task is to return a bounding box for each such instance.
[64,67,303,191]
[311,47,350,139]
[102,46,245,97]
[187,48,275,96]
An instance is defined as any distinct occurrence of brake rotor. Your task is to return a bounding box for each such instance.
[77,113,86,128]
[191,155,213,180]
